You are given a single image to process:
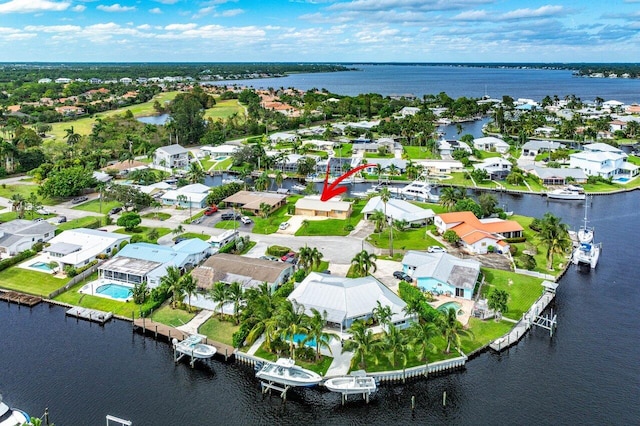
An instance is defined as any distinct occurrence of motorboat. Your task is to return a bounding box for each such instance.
[395,180,439,202]
[255,358,322,387]
[0,396,30,426]
[572,242,600,268]
[324,371,378,395]
[305,175,324,183]
[291,184,307,192]
[546,187,586,200]
[222,178,244,185]
[172,334,217,360]
[577,198,594,244]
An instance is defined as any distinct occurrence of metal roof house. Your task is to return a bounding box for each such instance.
[362,196,434,226]
[0,220,56,256]
[153,144,189,169]
[401,251,481,300]
[44,228,130,269]
[288,272,415,332]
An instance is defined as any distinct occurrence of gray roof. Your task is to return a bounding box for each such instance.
[522,140,565,150]
[99,256,163,276]
[195,254,293,289]
[158,144,188,155]
[532,166,587,180]
[362,196,434,223]
[44,242,82,255]
[288,272,410,325]
[0,234,23,247]
[0,219,55,235]
[402,251,480,290]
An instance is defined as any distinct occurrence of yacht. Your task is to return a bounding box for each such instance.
[572,242,600,268]
[222,178,244,185]
[395,180,439,202]
[324,371,378,395]
[0,396,30,426]
[255,358,322,387]
[546,187,586,200]
[577,199,594,244]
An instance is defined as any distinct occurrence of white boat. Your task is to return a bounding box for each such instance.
[547,187,586,200]
[305,175,324,183]
[255,357,322,387]
[324,371,378,395]
[0,396,30,426]
[291,184,307,192]
[172,334,217,359]
[395,180,439,202]
[572,242,600,268]
[577,199,594,244]
[222,178,244,185]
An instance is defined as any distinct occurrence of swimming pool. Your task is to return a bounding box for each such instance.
[96,283,133,300]
[287,333,329,349]
[30,262,53,272]
[614,177,630,183]
[214,156,228,161]
[438,301,463,315]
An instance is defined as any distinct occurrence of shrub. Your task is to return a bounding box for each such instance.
[232,323,250,348]
[130,234,143,243]
[275,281,294,298]
[64,265,78,277]
[504,236,526,243]
[344,224,354,231]
[0,249,36,272]
[293,269,307,282]
[518,253,537,270]
[509,245,518,255]
[32,242,44,252]
[443,229,460,244]
[267,245,291,257]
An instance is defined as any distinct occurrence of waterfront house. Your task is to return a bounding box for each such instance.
[438,139,472,157]
[222,190,287,216]
[362,196,434,226]
[414,159,465,175]
[473,157,512,180]
[0,220,56,257]
[569,143,638,179]
[154,144,189,169]
[294,196,352,219]
[527,166,587,185]
[472,136,510,153]
[521,140,565,157]
[401,251,480,299]
[435,211,523,255]
[288,272,415,332]
[191,253,293,292]
[44,228,130,270]
[362,158,407,174]
[101,160,148,176]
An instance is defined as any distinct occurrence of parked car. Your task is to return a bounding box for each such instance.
[56,216,67,224]
[393,271,413,282]
[279,222,290,230]
[240,216,252,225]
[260,255,280,262]
[220,212,241,220]
[204,206,218,216]
[32,218,44,223]
[281,252,296,262]
[36,208,50,215]
[71,196,88,204]
[174,237,187,244]
[109,207,122,215]
[427,246,446,253]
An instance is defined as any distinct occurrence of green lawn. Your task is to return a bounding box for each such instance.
[294,200,366,237]
[57,216,104,232]
[0,265,69,297]
[142,212,171,221]
[176,232,211,241]
[459,317,514,353]
[249,197,302,234]
[481,268,544,320]
[150,304,197,328]
[510,214,568,273]
[410,201,448,214]
[334,143,352,157]
[72,199,121,214]
[198,316,240,346]
[211,157,234,171]
[367,227,441,251]
[0,184,57,205]
[203,99,245,120]
[0,211,55,222]
[114,226,172,243]
[403,146,439,160]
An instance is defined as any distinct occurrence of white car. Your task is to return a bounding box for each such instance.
[240,216,252,225]
[427,246,446,253]
[279,222,290,230]
[36,208,51,215]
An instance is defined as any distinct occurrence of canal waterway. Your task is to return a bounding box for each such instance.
[1,191,638,425]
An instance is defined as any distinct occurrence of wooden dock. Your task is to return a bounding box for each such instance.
[0,290,42,307]
[66,306,113,324]
[489,282,558,352]
[133,317,235,361]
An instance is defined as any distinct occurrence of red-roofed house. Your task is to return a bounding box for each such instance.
[434,211,523,254]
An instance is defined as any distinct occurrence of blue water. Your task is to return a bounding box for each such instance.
[215,156,228,161]
[29,262,52,272]
[96,283,132,300]
[136,114,170,125]
[438,302,463,313]
[287,333,328,349]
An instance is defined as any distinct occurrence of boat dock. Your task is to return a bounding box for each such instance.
[489,281,558,352]
[66,306,113,324]
[0,290,42,307]
[133,317,234,361]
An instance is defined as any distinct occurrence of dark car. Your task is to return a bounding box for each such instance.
[71,196,89,204]
[56,216,67,224]
[393,271,412,282]
[109,207,122,215]
[220,212,241,221]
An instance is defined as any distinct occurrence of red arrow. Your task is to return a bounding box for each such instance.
[320,163,377,201]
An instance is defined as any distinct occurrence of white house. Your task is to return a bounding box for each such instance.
[288,272,415,332]
[415,159,465,175]
[438,139,472,157]
[161,183,210,209]
[521,140,565,157]
[399,106,420,117]
[268,132,298,143]
[473,157,512,179]
[154,144,190,169]
[473,136,510,153]
[401,251,481,300]
[44,228,130,269]
[0,220,56,257]
[362,196,434,226]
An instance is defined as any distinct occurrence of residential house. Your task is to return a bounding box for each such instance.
[521,140,565,157]
[362,196,434,226]
[288,272,415,332]
[101,160,148,176]
[269,132,298,143]
[569,143,638,178]
[44,228,130,269]
[154,144,190,169]
[401,251,481,300]
[362,158,407,174]
[437,139,472,157]
[473,136,510,153]
[527,166,587,185]
[294,196,352,219]
[161,183,211,209]
[0,220,56,257]
[222,191,287,216]
[399,106,420,117]
[191,253,294,292]
[473,157,512,180]
[435,211,523,255]
[415,159,465,175]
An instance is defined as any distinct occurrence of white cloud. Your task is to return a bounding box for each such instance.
[154,0,179,4]
[24,24,81,32]
[149,7,162,14]
[221,8,243,17]
[71,5,85,12]
[138,24,152,30]
[97,4,136,12]
[164,23,198,31]
[0,0,70,14]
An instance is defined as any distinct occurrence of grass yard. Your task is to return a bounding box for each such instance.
[0,266,69,297]
[211,157,234,171]
[176,232,211,241]
[198,316,240,346]
[403,146,438,160]
[295,200,366,237]
[509,214,568,274]
[72,199,121,214]
[410,200,448,215]
[459,317,514,354]
[150,304,197,328]
[481,268,544,320]
[142,212,171,221]
[0,211,55,222]
[249,197,301,234]
[0,183,57,205]
[203,99,245,120]
[57,216,104,231]
[367,227,441,251]
[334,143,352,157]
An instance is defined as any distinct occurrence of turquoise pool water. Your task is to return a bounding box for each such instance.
[614,177,630,183]
[30,262,53,272]
[215,156,228,161]
[96,283,133,300]
[287,333,329,349]
[438,301,463,314]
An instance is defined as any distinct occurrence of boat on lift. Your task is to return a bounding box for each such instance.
[394,179,439,202]
[0,395,30,426]
[324,371,378,396]
[172,334,217,367]
[255,357,322,387]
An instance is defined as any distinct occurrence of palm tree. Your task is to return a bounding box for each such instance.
[259,202,271,218]
[440,187,465,211]
[10,193,25,219]
[350,249,377,277]
[160,265,183,309]
[370,209,387,234]
[379,187,393,256]
[439,308,472,354]
[172,224,185,236]
[277,300,309,360]
[409,321,437,364]
[342,320,381,369]
[186,162,205,184]
[254,171,270,192]
[227,281,244,324]
[210,281,229,318]
[381,324,410,370]
[27,192,41,218]
[180,273,198,313]
[372,301,393,329]
[298,245,323,272]
[305,308,333,361]
[539,212,572,270]
[275,170,284,189]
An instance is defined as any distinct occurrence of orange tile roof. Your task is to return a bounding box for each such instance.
[438,211,522,243]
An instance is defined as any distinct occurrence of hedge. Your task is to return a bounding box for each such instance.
[0,249,36,272]
[267,245,291,257]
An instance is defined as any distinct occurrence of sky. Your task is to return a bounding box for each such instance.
[0,0,639,63]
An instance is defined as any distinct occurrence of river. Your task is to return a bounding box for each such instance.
[1,191,639,425]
